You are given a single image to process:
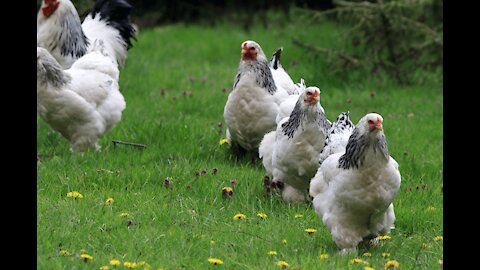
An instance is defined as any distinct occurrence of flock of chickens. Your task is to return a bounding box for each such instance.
[37,0,401,254]
[224,40,401,252]
[37,0,134,151]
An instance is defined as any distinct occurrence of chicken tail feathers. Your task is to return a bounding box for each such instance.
[89,0,136,50]
[269,47,283,70]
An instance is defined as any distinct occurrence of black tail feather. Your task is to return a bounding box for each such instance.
[270,47,283,70]
[89,0,136,50]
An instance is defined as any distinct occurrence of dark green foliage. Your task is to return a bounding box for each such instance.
[292,0,443,85]
[125,0,334,28]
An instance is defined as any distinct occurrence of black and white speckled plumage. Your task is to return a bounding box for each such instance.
[224,40,286,152]
[269,47,282,70]
[260,87,329,203]
[337,125,389,170]
[281,99,306,139]
[281,96,330,139]
[329,111,354,136]
[309,112,400,251]
[37,0,135,69]
[58,9,90,59]
[37,50,72,88]
[233,59,277,95]
[318,111,355,165]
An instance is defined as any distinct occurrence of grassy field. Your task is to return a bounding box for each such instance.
[37,19,443,269]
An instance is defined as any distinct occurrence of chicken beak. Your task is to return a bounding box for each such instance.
[241,49,247,55]
[375,120,383,130]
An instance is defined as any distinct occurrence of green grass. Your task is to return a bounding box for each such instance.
[37,19,443,269]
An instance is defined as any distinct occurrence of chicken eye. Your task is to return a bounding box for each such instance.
[306,92,312,96]
[368,120,374,124]
[249,47,255,50]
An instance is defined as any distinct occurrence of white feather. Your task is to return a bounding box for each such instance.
[309,114,401,250]
[269,88,328,202]
[224,73,279,151]
[37,42,125,152]
[258,130,277,177]
[82,15,129,68]
[271,65,297,95]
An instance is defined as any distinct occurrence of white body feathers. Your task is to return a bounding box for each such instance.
[309,113,401,250]
[259,86,329,202]
[224,72,279,151]
[37,42,126,152]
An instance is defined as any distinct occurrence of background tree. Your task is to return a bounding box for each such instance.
[291,0,443,85]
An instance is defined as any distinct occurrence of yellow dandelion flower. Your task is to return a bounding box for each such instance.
[59,249,71,256]
[305,228,317,234]
[124,261,137,268]
[233,213,247,220]
[110,259,121,266]
[222,187,233,192]
[80,254,93,261]
[363,252,372,257]
[119,212,129,217]
[364,267,375,270]
[257,213,267,219]
[382,252,390,258]
[210,240,216,245]
[377,235,392,240]
[422,243,431,249]
[433,236,443,241]
[100,266,109,270]
[426,206,436,212]
[207,258,224,265]
[105,198,114,204]
[281,239,288,244]
[67,191,84,199]
[137,261,146,266]
[268,251,278,256]
[276,260,289,268]
[350,258,369,265]
[294,214,303,218]
[319,253,329,260]
[384,260,399,269]
[219,138,229,145]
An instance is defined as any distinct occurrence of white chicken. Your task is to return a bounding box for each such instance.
[259,86,330,203]
[269,47,297,95]
[309,113,401,252]
[37,0,135,69]
[258,129,276,177]
[261,79,319,178]
[275,78,305,124]
[224,40,290,153]
[318,111,355,166]
[37,40,126,152]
